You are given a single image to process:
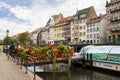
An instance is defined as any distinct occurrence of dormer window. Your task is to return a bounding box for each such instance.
[74,15,78,20]
[79,13,87,19]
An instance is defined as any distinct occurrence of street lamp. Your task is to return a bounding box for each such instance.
[6,29,9,59]
[81,40,87,60]
[6,29,9,38]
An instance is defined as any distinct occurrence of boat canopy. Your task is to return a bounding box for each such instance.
[79,45,120,54]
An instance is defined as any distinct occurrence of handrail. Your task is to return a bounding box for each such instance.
[7,51,37,80]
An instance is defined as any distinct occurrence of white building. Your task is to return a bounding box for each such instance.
[44,13,63,45]
[86,14,106,44]
[30,28,42,45]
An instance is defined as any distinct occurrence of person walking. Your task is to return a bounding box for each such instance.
[0,45,3,55]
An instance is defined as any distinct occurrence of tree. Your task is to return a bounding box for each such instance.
[3,37,18,45]
[0,39,3,44]
[17,31,33,45]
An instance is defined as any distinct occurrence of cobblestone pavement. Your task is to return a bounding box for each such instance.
[0,52,42,80]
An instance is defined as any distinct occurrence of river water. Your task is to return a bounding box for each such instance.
[35,63,120,80]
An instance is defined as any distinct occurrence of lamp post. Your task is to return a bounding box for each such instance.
[6,29,9,42]
[6,29,9,59]
[81,40,87,60]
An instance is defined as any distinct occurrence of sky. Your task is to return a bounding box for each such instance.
[0,0,109,39]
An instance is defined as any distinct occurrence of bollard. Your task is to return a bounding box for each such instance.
[33,57,36,80]
[25,56,28,74]
[20,55,22,69]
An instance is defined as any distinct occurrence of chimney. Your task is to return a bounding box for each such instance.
[106,1,108,4]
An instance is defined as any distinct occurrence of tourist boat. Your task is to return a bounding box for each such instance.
[79,45,120,72]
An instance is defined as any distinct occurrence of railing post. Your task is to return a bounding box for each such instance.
[20,54,22,69]
[25,56,28,74]
[33,57,36,80]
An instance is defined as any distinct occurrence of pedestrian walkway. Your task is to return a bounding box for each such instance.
[0,52,42,80]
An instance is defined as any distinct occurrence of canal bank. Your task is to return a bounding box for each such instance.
[36,64,120,80]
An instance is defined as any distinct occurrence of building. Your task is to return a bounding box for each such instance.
[30,28,42,45]
[71,6,97,44]
[53,16,73,44]
[37,27,45,45]
[45,13,63,45]
[106,0,120,43]
[87,14,106,44]
[37,13,63,45]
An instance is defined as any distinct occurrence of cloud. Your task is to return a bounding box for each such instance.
[0,18,32,39]
[0,1,11,11]
[0,0,107,39]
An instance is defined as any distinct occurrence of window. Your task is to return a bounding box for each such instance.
[90,28,92,32]
[118,23,120,28]
[72,33,74,37]
[74,33,78,36]
[83,32,85,36]
[90,34,92,38]
[72,27,74,30]
[80,32,82,36]
[83,25,86,29]
[118,35,120,43]
[87,34,89,38]
[93,28,95,32]
[79,13,87,18]
[62,33,64,37]
[57,33,59,37]
[96,27,99,31]
[55,34,56,37]
[80,26,82,29]
[87,24,90,28]
[87,29,89,32]
[74,15,78,20]
[97,40,99,44]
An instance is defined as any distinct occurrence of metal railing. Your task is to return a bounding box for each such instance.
[6,50,37,80]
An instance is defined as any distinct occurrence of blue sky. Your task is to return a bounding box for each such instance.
[0,0,108,39]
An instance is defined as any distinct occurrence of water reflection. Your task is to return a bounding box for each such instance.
[36,63,120,80]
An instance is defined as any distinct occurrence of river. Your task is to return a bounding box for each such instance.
[35,63,120,80]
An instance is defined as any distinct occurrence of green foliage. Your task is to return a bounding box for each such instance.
[0,39,3,44]
[19,46,25,52]
[32,47,41,53]
[92,54,107,60]
[108,56,120,62]
[57,44,69,56]
[3,37,18,45]
[17,31,33,45]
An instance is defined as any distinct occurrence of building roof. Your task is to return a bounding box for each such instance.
[46,13,63,25]
[75,6,96,18]
[87,14,106,24]
[57,16,73,24]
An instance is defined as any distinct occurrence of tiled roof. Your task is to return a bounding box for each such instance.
[76,6,94,18]
[87,14,106,24]
[57,16,73,24]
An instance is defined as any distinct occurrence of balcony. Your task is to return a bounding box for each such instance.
[64,31,70,35]
[110,27,120,32]
[63,25,70,30]
[106,0,120,7]
[110,7,120,13]
[110,17,120,22]
[64,35,71,38]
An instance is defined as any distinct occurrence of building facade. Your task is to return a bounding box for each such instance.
[37,13,63,45]
[30,28,42,45]
[106,0,120,43]
[71,6,97,44]
[87,14,106,44]
[53,16,73,45]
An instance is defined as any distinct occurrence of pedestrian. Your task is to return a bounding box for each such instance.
[0,45,3,55]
